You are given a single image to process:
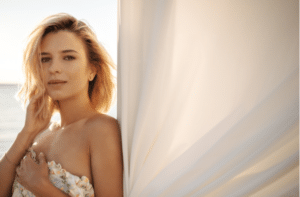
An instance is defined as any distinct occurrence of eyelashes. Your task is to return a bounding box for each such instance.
[41,57,51,63]
[41,55,76,63]
[63,56,76,61]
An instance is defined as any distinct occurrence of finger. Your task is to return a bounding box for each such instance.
[22,156,28,164]
[16,174,23,185]
[29,93,40,104]
[20,159,24,167]
[28,90,45,106]
[38,152,47,164]
[26,151,33,160]
[23,153,28,160]
[31,88,45,99]
[27,148,35,159]
[21,155,34,167]
[15,174,20,183]
[16,166,22,174]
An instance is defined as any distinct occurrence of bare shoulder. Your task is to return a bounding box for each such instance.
[84,114,119,134]
[85,114,123,195]
[83,114,121,148]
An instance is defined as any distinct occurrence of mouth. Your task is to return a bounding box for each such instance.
[48,80,67,85]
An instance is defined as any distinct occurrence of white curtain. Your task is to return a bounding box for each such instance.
[117,0,299,196]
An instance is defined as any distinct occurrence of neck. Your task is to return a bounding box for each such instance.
[57,93,98,128]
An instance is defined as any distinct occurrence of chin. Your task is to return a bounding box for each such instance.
[47,92,67,101]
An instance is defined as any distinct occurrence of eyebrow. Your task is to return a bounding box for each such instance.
[61,49,79,54]
[40,49,79,55]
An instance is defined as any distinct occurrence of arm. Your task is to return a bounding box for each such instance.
[89,116,123,197]
[0,92,51,197]
[0,131,35,197]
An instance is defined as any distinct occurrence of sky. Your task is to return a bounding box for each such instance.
[0,0,117,84]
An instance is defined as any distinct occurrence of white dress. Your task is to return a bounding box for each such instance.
[12,148,94,197]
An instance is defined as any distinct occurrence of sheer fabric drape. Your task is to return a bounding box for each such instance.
[117,0,299,196]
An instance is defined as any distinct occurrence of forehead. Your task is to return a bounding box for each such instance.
[40,31,86,54]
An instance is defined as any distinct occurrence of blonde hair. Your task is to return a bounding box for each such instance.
[18,13,116,121]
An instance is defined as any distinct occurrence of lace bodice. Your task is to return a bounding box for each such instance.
[12,148,94,197]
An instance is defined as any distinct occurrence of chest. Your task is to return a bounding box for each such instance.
[30,126,92,183]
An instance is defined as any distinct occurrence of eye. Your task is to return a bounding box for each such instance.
[64,56,75,61]
[41,57,51,63]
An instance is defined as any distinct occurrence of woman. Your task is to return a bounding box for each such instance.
[0,13,123,196]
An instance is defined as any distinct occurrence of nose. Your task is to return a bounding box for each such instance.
[48,58,62,74]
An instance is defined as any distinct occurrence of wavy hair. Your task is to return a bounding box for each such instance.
[18,13,116,121]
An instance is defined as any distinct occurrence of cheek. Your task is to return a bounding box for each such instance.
[70,68,89,87]
[41,70,48,85]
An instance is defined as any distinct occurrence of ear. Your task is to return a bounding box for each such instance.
[89,65,97,81]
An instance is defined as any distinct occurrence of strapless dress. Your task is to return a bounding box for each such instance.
[12,148,94,197]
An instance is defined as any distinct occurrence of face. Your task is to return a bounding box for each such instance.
[40,30,94,101]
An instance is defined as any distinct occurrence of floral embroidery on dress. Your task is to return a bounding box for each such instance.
[12,148,94,197]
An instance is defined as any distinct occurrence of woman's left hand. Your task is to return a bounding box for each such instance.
[16,151,49,194]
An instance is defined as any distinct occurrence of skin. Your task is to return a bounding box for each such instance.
[2,31,123,196]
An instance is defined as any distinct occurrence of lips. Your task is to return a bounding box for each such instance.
[48,80,67,84]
